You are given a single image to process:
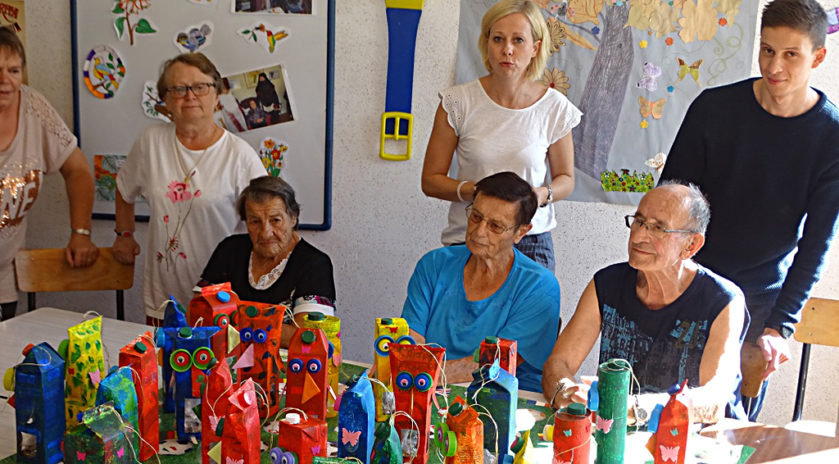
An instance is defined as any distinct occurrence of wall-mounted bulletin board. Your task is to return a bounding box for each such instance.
[71,0,334,229]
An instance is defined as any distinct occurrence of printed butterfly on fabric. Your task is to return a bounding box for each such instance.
[676,58,703,86]
[595,415,613,434]
[638,97,666,119]
[660,444,680,462]
[636,62,662,91]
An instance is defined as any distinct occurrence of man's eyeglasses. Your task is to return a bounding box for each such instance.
[466,205,517,235]
[624,215,696,238]
[166,82,215,98]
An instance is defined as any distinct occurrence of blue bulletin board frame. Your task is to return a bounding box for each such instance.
[70,0,334,230]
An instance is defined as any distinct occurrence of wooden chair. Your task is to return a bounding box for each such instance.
[14,248,134,320]
[791,297,839,422]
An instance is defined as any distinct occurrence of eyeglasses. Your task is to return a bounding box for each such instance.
[466,205,517,235]
[624,215,696,238]
[166,82,215,98]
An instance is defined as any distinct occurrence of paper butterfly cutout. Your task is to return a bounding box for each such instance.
[676,58,703,86]
[89,369,101,386]
[311,444,322,455]
[300,344,311,354]
[562,429,572,437]
[827,7,838,34]
[117,447,124,458]
[226,458,244,464]
[660,444,680,462]
[76,451,86,460]
[209,414,220,431]
[636,61,662,91]
[547,1,568,18]
[639,97,666,119]
[342,428,361,446]
[670,427,679,436]
[645,152,667,171]
[595,415,613,434]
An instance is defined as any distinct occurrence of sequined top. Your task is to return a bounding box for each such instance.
[0,85,77,302]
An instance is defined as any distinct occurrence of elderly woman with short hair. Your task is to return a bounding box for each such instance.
[113,52,266,324]
[198,175,335,346]
[402,171,560,391]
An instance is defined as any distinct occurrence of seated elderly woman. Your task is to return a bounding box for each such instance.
[198,175,335,347]
[401,171,561,392]
[542,181,748,421]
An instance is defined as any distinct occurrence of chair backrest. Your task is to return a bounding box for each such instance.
[791,297,839,422]
[14,248,134,293]
[795,298,839,347]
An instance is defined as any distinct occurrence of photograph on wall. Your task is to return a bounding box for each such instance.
[215,64,294,133]
[233,0,312,14]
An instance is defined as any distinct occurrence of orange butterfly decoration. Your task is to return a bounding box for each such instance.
[639,96,666,120]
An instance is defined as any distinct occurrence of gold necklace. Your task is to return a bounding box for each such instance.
[173,126,220,184]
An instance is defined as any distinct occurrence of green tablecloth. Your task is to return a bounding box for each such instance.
[1,362,555,463]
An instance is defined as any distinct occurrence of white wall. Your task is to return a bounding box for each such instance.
[19,0,839,426]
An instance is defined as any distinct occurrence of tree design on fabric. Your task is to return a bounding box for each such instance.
[158,180,201,271]
[535,0,740,178]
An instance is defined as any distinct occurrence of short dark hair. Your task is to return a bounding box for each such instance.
[474,171,538,227]
[236,176,300,227]
[657,180,711,234]
[762,0,827,49]
[157,52,222,99]
[0,25,25,67]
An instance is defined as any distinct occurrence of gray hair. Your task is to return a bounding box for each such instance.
[658,180,711,234]
[236,176,300,227]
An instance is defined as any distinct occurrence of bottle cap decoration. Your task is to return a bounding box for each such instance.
[484,336,498,344]
[307,311,325,321]
[134,341,147,353]
[565,402,587,416]
[449,402,462,416]
[302,330,316,344]
[179,327,192,338]
[216,291,231,303]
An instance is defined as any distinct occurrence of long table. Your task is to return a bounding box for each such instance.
[1,309,838,463]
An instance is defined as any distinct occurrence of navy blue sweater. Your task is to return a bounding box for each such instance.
[661,78,839,338]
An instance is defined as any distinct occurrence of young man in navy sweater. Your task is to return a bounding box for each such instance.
[660,0,839,420]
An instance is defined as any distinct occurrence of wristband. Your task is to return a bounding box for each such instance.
[456,180,468,202]
[115,229,134,238]
[71,228,91,236]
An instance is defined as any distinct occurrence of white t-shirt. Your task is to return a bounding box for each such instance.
[0,86,77,303]
[439,79,582,245]
[117,124,266,318]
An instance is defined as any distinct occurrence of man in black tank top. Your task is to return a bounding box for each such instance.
[542,183,748,421]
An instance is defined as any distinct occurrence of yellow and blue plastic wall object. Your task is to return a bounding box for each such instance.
[379,0,424,161]
[12,342,65,464]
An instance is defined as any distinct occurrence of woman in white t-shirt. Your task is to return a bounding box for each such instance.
[421,0,581,272]
[0,26,98,320]
[113,53,266,324]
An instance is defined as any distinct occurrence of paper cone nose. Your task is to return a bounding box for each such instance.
[232,344,254,370]
[302,372,321,403]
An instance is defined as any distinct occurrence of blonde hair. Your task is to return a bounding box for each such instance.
[478,0,550,81]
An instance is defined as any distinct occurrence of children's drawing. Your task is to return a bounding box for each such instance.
[238,21,289,53]
[83,46,125,99]
[173,22,212,53]
[111,0,157,46]
[141,80,169,122]
[258,138,287,177]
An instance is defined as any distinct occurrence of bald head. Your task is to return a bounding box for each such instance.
[646,181,710,234]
